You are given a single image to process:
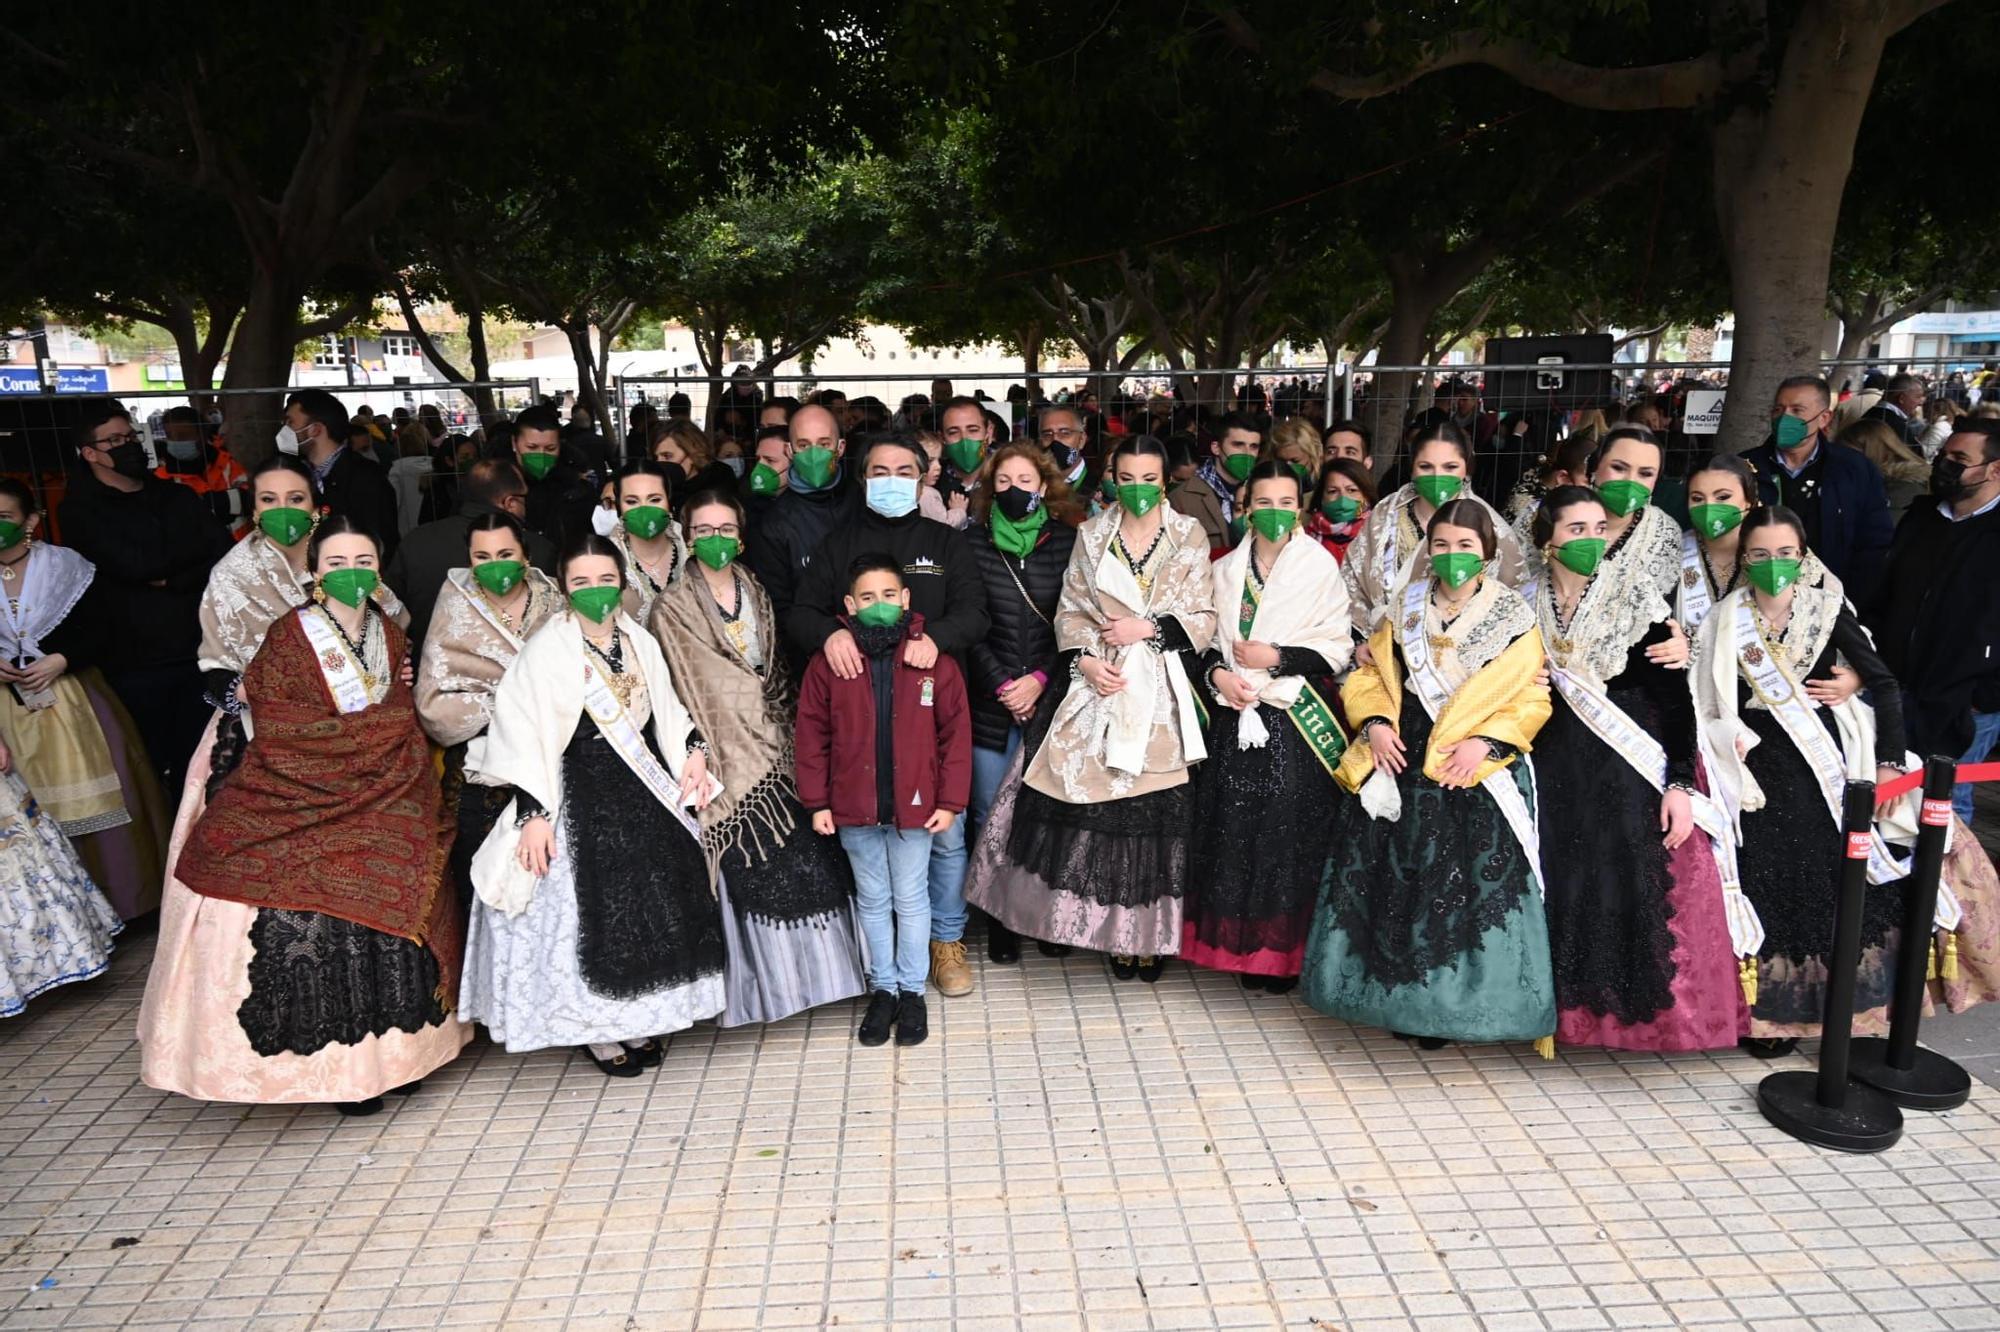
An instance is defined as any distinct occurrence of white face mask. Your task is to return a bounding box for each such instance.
[590,505,619,537]
[274,424,303,456]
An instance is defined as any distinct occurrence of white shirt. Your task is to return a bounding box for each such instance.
[1941,489,2000,523]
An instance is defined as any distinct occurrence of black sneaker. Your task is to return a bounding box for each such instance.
[858,990,896,1046]
[894,991,928,1046]
[987,922,1021,965]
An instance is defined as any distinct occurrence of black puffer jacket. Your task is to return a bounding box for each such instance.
[964,520,1078,752]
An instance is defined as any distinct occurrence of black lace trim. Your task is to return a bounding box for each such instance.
[238,909,446,1057]
[1004,783,1190,907]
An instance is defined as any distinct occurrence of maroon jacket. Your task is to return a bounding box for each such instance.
[795,612,973,830]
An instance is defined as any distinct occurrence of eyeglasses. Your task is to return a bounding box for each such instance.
[1040,427,1083,442]
[92,432,142,448]
[690,523,741,539]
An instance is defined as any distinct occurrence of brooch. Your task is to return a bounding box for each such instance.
[1683,568,1699,587]
[1404,612,1420,632]
[1743,645,1765,667]
[320,648,345,672]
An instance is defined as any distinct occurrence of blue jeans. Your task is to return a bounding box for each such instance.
[970,728,1022,838]
[1955,710,2000,825]
[840,825,934,994]
[928,805,969,945]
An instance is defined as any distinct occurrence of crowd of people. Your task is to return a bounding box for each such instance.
[4,368,1999,1118]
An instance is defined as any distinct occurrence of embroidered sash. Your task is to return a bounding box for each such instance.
[1399,578,1544,898]
[1734,596,1908,885]
[1239,577,1347,777]
[578,654,706,843]
[1676,530,1716,631]
[297,607,372,715]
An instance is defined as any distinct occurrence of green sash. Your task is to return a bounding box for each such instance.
[1239,575,1347,778]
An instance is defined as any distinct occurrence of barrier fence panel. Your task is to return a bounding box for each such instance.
[0,380,541,539]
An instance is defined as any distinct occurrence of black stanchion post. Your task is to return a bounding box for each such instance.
[1851,756,1973,1110]
[1757,780,1905,1153]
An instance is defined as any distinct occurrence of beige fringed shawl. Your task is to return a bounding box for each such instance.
[648,565,801,876]
[415,567,563,746]
[199,532,408,676]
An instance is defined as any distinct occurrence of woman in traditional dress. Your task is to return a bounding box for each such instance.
[1302,499,1555,1051]
[1303,458,1375,565]
[649,486,865,1025]
[1185,461,1353,991]
[1526,486,1746,1051]
[607,461,688,622]
[960,444,1081,965]
[463,534,726,1075]
[0,478,166,919]
[415,512,563,912]
[1694,506,2000,1054]
[142,516,467,1114]
[1343,421,1525,639]
[1581,425,1684,598]
[965,435,1217,982]
[0,727,122,1016]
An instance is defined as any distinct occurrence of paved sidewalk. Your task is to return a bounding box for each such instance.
[4,933,2000,1332]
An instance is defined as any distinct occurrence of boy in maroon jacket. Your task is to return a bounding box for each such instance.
[796,553,972,1047]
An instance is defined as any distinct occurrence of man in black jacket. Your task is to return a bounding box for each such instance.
[512,403,595,552]
[1860,372,1929,452]
[386,458,554,655]
[786,431,991,1000]
[283,388,400,558]
[1743,374,1895,606]
[748,404,857,628]
[1866,418,2000,825]
[58,400,231,792]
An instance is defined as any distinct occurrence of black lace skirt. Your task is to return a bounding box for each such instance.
[563,727,726,1000]
[1534,689,1678,1026]
[238,910,447,1058]
[1005,781,1191,909]
[718,786,855,927]
[1184,701,1340,970]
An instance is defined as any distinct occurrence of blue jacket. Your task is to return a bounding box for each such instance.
[1743,433,1894,606]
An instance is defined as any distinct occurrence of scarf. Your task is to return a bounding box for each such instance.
[197,532,407,676]
[1213,532,1353,747]
[0,543,92,661]
[649,569,801,882]
[176,606,460,1000]
[415,567,562,747]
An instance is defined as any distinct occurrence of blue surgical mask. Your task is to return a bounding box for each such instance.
[721,455,747,478]
[865,476,920,518]
[164,438,202,462]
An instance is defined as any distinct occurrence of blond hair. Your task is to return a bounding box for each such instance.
[1268,416,1323,473]
[1836,417,1922,470]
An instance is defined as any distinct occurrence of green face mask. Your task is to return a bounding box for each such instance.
[1290,462,1312,487]
[853,600,904,629]
[945,437,984,475]
[748,462,783,496]
[473,559,524,596]
[622,505,669,540]
[1430,551,1483,589]
[1221,452,1256,484]
[791,446,836,490]
[1550,537,1607,577]
[1773,413,1814,450]
[1248,508,1298,542]
[1117,483,1162,517]
[317,567,378,608]
[569,585,623,623]
[692,534,741,571]
[1744,557,1802,596]
[1413,474,1462,507]
[258,507,312,546]
[1688,503,1744,541]
[1320,495,1361,525]
[0,520,22,551]
[1596,478,1651,518]
[520,451,557,481]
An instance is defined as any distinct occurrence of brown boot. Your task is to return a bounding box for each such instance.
[929,940,974,997]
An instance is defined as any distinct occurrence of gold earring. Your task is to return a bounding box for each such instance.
[311,584,327,605]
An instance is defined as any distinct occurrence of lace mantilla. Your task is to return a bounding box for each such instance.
[1403,579,1534,684]
[1536,555,1669,686]
[1608,505,1685,600]
[1742,582,1839,710]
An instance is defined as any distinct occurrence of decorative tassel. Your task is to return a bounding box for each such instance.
[1533,1036,1555,1060]
[1943,931,1960,982]
[1739,957,1759,1007]
[1928,937,1939,981]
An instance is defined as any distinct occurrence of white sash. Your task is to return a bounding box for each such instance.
[1734,597,1909,885]
[1677,530,1715,631]
[297,607,373,716]
[578,655,708,842]
[1093,530,1207,774]
[1398,579,1544,898]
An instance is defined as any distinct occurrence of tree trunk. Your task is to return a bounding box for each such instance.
[1369,260,1454,472]
[218,273,306,468]
[1710,8,1891,454]
[464,301,496,424]
[564,323,609,440]
[1020,324,1043,402]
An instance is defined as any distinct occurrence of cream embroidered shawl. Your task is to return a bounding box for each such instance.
[415,567,563,747]
[1343,484,1525,634]
[198,533,407,676]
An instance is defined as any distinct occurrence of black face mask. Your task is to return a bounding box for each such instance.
[107,442,151,480]
[1932,455,1977,500]
[993,485,1042,522]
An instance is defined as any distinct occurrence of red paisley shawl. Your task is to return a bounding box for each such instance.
[177,606,461,1000]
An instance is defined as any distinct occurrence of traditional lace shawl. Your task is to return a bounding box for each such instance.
[197,533,408,676]
[1343,484,1526,633]
[609,522,689,622]
[1397,576,1537,689]
[1607,504,1685,601]
[415,568,562,747]
[1532,547,1671,688]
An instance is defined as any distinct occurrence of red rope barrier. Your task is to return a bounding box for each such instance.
[1874,761,2000,804]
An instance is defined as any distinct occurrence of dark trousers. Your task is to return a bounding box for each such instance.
[105,660,210,796]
